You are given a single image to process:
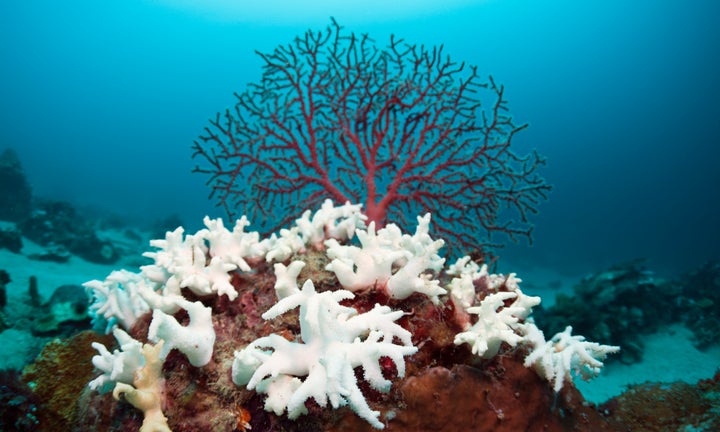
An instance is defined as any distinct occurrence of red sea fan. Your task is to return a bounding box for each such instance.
[192,18,550,255]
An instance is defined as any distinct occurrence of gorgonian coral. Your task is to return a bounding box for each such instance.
[192,19,550,255]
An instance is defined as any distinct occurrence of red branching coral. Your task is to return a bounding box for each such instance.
[192,18,550,253]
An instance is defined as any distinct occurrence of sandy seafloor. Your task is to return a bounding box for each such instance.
[0,231,718,405]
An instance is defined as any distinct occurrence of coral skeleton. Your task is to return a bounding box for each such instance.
[84,269,153,332]
[325,214,446,303]
[148,297,216,367]
[201,215,265,272]
[89,328,145,393]
[523,325,620,392]
[446,256,489,310]
[273,261,306,300]
[260,226,306,263]
[454,291,530,358]
[293,199,367,248]
[232,277,417,429]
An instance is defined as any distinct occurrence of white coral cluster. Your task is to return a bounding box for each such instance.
[523,325,620,392]
[325,213,447,303]
[84,269,153,333]
[85,216,261,389]
[141,222,244,301]
[446,256,524,310]
[84,201,369,396]
[148,297,216,367]
[232,267,417,429]
[89,328,172,429]
[84,199,620,429]
[262,200,367,262]
[88,327,145,393]
[446,256,488,309]
[453,290,535,358]
[294,199,367,248]
[449,255,541,358]
[447,255,617,392]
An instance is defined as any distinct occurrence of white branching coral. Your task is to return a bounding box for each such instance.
[523,325,620,392]
[325,213,446,303]
[84,270,155,333]
[232,278,417,429]
[148,298,216,367]
[273,261,306,299]
[454,291,529,358]
[294,199,367,248]
[89,328,145,393]
[141,214,266,302]
[141,226,241,300]
[451,259,541,359]
[202,215,265,271]
[261,226,306,263]
[446,256,488,309]
[260,200,367,263]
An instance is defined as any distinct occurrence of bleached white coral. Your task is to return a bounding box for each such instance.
[84,269,155,333]
[446,256,487,310]
[453,291,529,358]
[446,257,539,333]
[148,297,216,367]
[88,328,145,393]
[523,325,620,392]
[202,215,266,271]
[325,214,446,303]
[294,199,367,247]
[179,254,239,299]
[261,226,306,263]
[141,226,240,300]
[260,200,367,263]
[232,278,417,429]
[273,261,306,299]
[324,222,405,290]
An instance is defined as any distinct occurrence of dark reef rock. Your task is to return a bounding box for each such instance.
[678,260,720,350]
[0,269,9,309]
[27,244,72,263]
[0,369,40,431]
[0,148,32,223]
[533,259,680,364]
[66,251,625,432]
[0,224,23,253]
[534,259,720,364]
[20,246,718,431]
[31,284,91,337]
[19,200,119,264]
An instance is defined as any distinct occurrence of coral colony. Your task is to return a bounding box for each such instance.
[80,21,616,431]
[83,201,618,430]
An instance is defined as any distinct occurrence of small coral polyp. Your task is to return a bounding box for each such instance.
[84,200,618,430]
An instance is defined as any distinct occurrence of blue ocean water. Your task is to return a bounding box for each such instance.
[1,0,719,276]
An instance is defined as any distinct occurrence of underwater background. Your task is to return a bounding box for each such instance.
[1,1,720,430]
[2,0,719,276]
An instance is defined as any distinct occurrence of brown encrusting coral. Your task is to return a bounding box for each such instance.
[21,331,114,429]
[601,371,720,432]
